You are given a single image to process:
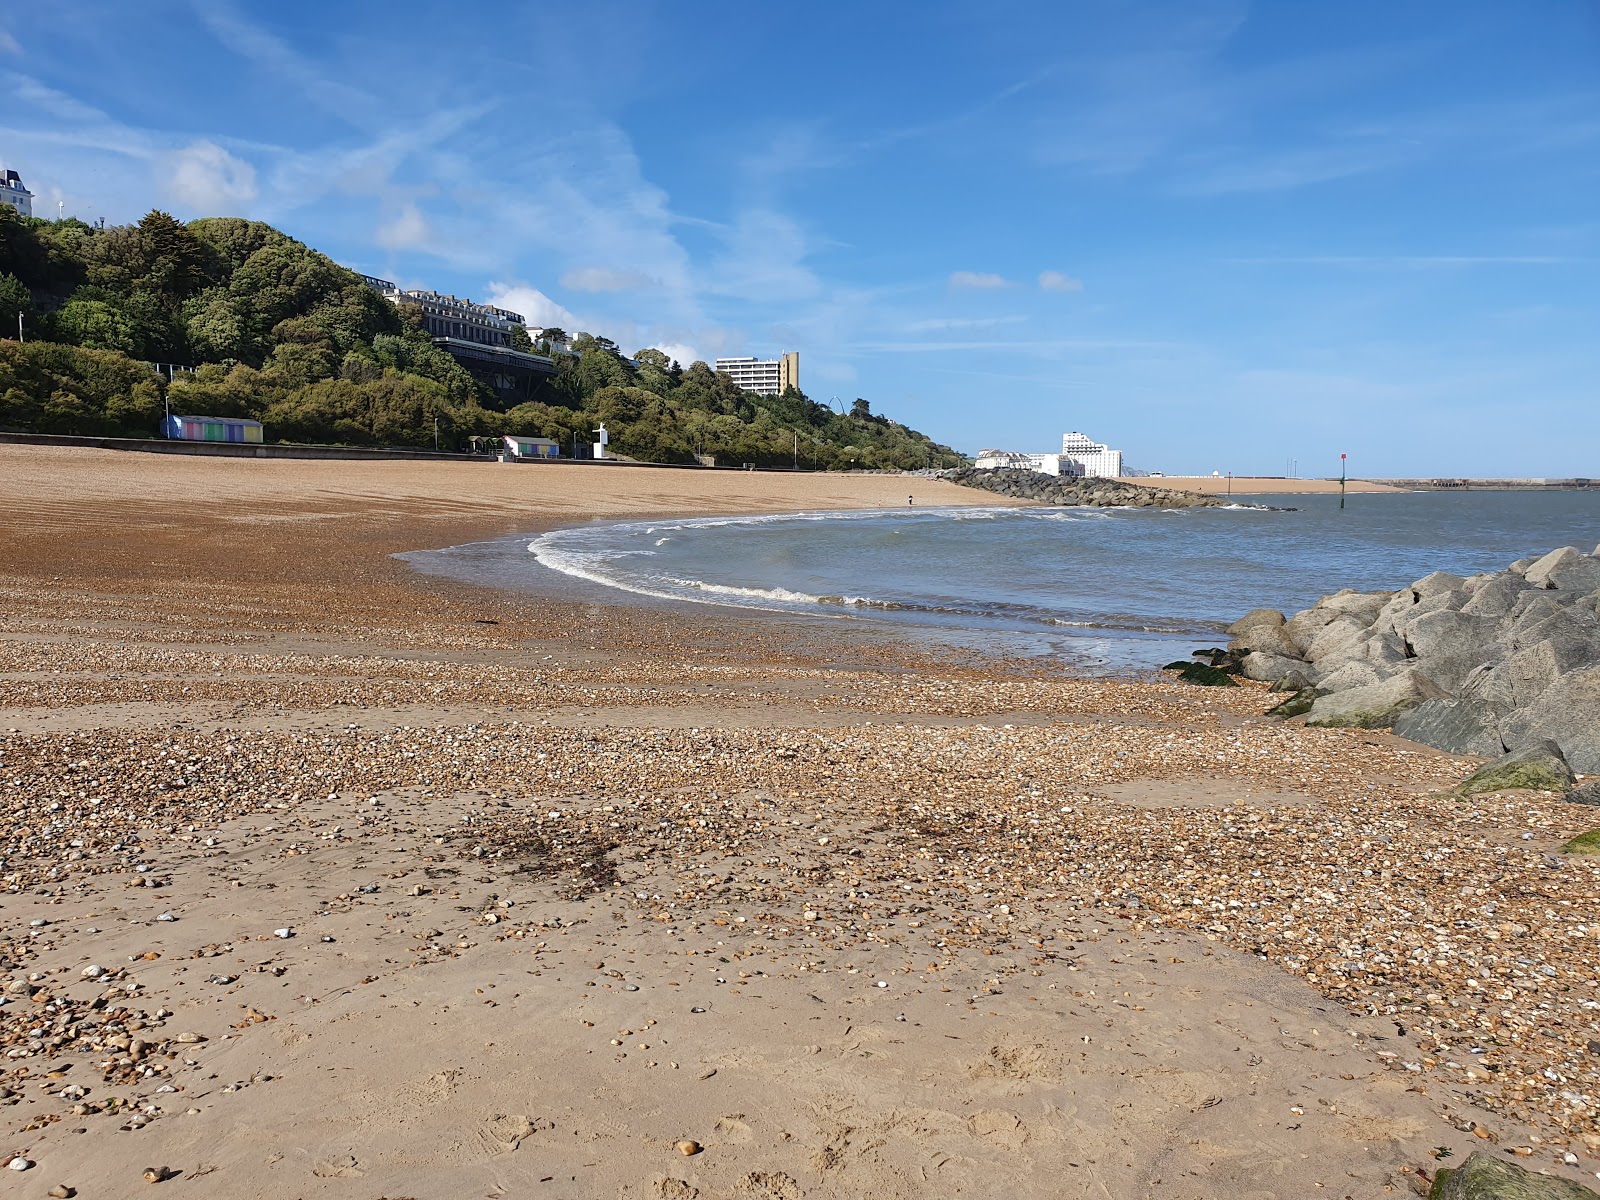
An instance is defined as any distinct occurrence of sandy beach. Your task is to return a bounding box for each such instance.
[2,444,1596,1199]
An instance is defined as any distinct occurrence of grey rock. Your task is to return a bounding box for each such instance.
[1546,556,1600,594]
[1460,661,1517,711]
[1240,651,1305,682]
[1509,556,1535,575]
[1393,699,1504,757]
[1306,671,1433,730]
[1500,666,1600,773]
[1525,546,1587,588]
[1568,779,1600,806]
[1228,622,1301,660]
[1266,687,1323,718]
[1270,668,1316,693]
[1510,639,1588,708]
[1316,660,1388,692]
[1462,573,1536,618]
[1284,606,1342,654]
[1304,615,1371,663]
[1226,608,1286,636]
[1318,588,1393,624]
[1409,570,1468,600]
[1404,609,1500,660]
[1415,646,1510,696]
[1458,740,1574,796]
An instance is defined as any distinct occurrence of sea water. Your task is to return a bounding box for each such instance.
[402,491,1599,673]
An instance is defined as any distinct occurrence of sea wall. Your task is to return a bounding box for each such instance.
[1230,545,1600,771]
[938,466,1239,508]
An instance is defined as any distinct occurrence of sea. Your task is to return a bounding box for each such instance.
[401,490,1600,674]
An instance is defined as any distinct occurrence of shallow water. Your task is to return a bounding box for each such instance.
[402,490,1600,673]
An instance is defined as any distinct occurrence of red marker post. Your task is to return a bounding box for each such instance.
[1340,452,1347,510]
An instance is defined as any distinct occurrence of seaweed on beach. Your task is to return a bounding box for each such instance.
[450,810,621,895]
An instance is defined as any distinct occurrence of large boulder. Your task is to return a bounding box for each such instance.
[1228,621,1301,660]
[1525,546,1588,588]
[1546,555,1600,595]
[1499,666,1600,772]
[1457,740,1575,796]
[1227,608,1287,637]
[1568,779,1600,806]
[1318,588,1393,624]
[1462,573,1536,618]
[1428,1149,1599,1198]
[1284,606,1343,654]
[1405,609,1501,660]
[1306,672,1433,730]
[1304,615,1372,663]
[1410,570,1469,600]
[1240,650,1306,683]
[1416,647,1511,697]
[1394,699,1505,757]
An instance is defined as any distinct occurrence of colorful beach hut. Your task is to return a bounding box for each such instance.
[503,435,560,459]
[163,415,264,444]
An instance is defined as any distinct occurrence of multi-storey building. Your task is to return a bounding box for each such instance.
[714,351,799,397]
[1,167,34,218]
[360,276,526,348]
[1061,430,1123,478]
[974,450,1086,477]
[357,273,553,401]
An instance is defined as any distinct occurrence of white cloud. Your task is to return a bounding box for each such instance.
[705,209,822,302]
[907,314,1029,332]
[484,281,579,331]
[163,140,257,214]
[560,266,657,292]
[948,271,1011,290]
[375,201,432,251]
[0,28,21,56]
[649,341,700,368]
[1038,270,1083,292]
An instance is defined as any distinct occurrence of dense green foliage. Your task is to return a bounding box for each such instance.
[0,208,959,468]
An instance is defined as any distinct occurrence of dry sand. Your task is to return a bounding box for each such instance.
[1,444,1596,1199]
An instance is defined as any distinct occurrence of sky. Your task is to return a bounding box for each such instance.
[2,0,1598,476]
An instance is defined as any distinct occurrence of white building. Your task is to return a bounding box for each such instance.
[975,430,1124,478]
[1061,431,1123,478]
[974,449,1085,477]
[358,275,526,348]
[715,352,799,396]
[1,168,34,219]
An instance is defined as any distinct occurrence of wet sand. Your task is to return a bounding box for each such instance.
[2,444,1596,1198]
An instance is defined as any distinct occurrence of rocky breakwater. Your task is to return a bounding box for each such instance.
[1230,545,1600,771]
[936,466,1256,508]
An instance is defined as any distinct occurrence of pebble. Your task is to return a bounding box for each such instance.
[48,1186,75,1199]
[8,1155,33,1171]
[676,1141,702,1156]
[273,928,293,939]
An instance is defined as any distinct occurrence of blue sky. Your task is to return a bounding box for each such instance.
[3,1,1598,476]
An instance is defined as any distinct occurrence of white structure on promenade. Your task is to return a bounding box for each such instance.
[1061,430,1123,478]
[715,352,799,397]
[975,429,1125,478]
[974,449,1085,477]
[1,167,34,218]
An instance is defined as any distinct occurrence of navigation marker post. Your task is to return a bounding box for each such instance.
[1340,453,1347,510]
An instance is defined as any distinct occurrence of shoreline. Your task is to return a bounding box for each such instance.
[2,443,1598,1196]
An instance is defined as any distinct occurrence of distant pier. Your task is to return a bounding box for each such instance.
[1371,478,1595,490]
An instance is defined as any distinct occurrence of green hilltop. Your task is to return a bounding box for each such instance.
[0,208,960,469]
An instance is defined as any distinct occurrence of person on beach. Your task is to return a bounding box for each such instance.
[908,495,914,507]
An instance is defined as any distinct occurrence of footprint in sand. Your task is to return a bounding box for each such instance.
[968,1109,1029,1150]
[476,1113,552,1155]
[715,1113,754,1142]
[311,1154,365,1178]
[739,1171,803,1199]
[656,1180,700,1199]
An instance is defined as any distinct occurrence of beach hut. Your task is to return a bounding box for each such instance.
[163,415,264,444]
[502,435,560,460]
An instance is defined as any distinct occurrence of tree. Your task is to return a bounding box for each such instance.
[851,397,871,419]
[508,323,534,353]
[0,271,31,333]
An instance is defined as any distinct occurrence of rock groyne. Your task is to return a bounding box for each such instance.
[937,466,1256,508]
[1229,545,1600,772]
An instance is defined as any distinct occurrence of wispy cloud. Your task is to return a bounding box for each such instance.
[375,202,432,251]
[0,27,20,56]
[948,271,1011,290]
[906,315,1029,332]
[1224,255,1574,267]
[164,140,257,214]
[1038,270,1082,292]
[561,266,658,292]
[194,2,377,127]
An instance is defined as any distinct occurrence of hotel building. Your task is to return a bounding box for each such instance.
[714,352,800,397]
[1,167,34,219]
[975,430,1125,479]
